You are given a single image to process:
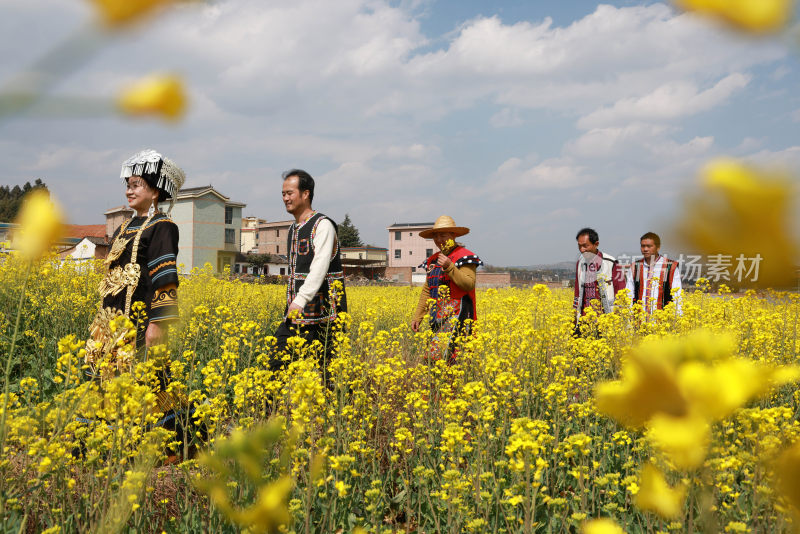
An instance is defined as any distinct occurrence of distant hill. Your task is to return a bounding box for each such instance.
[506,261,574,270]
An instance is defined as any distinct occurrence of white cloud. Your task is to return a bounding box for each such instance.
[0,0,793,264]
[490,108,524,128]
[577,73,750,129]
[488,157,591,199]
[746,146,800,169]
[736,137,765,152]
[567,123,713,162]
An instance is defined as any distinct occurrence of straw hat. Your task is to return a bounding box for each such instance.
[419,215,470,238]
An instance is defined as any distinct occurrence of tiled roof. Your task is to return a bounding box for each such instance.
[387,222,434,229]
[64,224,106,239]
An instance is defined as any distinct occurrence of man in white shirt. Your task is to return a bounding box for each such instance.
[625,232,682,317]
[271,169,347,378]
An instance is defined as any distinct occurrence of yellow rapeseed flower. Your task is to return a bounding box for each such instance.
[635,464,687,519]
[647,413,711,470]
[582,518,625,534]
[774,440,800,516]
[117,74,187,121]
[88,0,177,27]
[12,189,65,261]
[674,0,793,34]
[679,358,800,421]
[676,158,799,288]
[594,341,688,428]
[236,476,293,534]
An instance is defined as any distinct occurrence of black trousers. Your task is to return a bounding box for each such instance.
[270,319,340,381]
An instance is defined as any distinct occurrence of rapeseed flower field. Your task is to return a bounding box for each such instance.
[1,252,799,533]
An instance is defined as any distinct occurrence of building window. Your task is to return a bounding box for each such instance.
[276,229,280,237]
[408,250,413,256]
[394,249,401,259]
[409,232,412,237]
[426,248,433,257]
[395,231,401,240]
[276,245,279,254]
[225,206,233,224]
[225,228,235,243]
[255,232,259,240]
[280,267,286,275]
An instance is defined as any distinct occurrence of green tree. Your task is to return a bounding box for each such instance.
[0,179,48,221]
[337,213,362,247]
[246,253,273,275]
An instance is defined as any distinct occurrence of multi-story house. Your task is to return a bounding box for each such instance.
[172,186,245,273]
[340,246,388,264]
[241,216,265,254]
[105,185,246,274]
[256,220,294,256]
[387,222,434,273]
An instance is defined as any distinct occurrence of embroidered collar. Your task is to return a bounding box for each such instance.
[295,210,317,230]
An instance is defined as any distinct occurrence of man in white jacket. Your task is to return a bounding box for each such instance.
[574,227,625,326]
[271,169,347,379]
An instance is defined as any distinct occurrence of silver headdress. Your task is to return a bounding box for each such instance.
[120,149,186,213]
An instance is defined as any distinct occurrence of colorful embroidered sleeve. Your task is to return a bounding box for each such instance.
[147,220,179,322]
[454,254,483,268]
[151,283,178,323]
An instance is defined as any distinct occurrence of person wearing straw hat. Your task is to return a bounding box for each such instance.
[411,215,483,362]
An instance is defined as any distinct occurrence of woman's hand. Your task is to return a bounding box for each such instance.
[436,254,453,270]
[411,319,421,332]
[145,322,165,347]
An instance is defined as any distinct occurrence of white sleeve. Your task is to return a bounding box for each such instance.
[292,218,335,308]
[625,267,635,303]
[672,264,683,315]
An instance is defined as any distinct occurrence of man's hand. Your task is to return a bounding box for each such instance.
[436,254,453,270]
[411,319,421,332]
[145,322,164,347]
[287,302,303,323]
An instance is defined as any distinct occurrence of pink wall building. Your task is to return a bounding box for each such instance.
[256,220,294,255]
[387,222,435,273]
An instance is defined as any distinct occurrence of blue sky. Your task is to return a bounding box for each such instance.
[1,0,798,265]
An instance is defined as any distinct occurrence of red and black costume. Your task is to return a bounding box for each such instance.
[418,245,483,361]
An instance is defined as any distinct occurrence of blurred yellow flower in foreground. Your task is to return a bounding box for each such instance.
[117,74,187,121]
[88,0,177,27]
[635,464,687,519]
[235,477,293,534]
[774,441,800,516]
[594,343,687,428]
[679,358,800,421]
[581,517,625,534]
[676,158,799,288]
[647,413,710,470]
[195,421,294,534]
[674,0,793,34]
[12,189,65,261]
[596,331,800,468]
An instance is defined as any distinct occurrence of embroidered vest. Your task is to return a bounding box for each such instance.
[286,212,347,324]
[574,252,617,320]
[632,257,678,310]
[423,246,482,324]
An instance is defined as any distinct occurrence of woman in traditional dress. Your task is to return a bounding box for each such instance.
[410,215,483,363]
[83,149,192,455]
[91,149,183,352]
